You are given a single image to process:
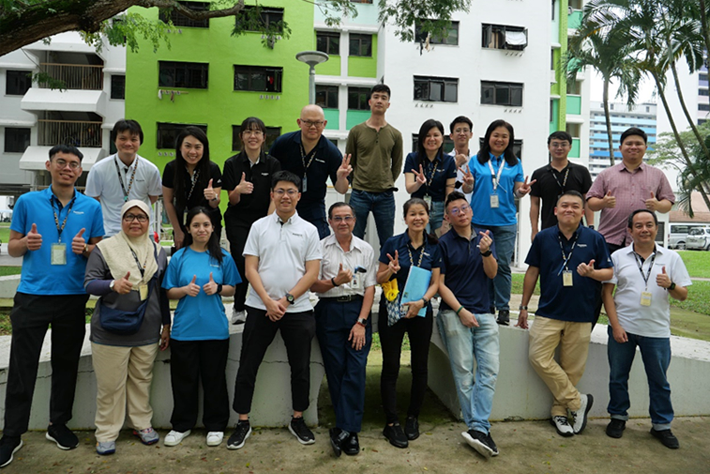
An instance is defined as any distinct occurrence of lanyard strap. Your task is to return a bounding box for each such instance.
[557,231,579,274]
[425,160,439,188]
[407,243,425,268]
[114,156,138,202]
[300,142,317,174]
[633,251,656,289]
[52,195,75,242]
[186,168,200,202]
[487,157,505,191]
[551,167,570,191]
[129,247,149,280]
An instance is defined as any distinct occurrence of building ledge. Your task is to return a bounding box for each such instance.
[19,146,106,171]
[21,88,105,114]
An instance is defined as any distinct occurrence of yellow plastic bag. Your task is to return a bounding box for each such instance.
[381,279,399,302]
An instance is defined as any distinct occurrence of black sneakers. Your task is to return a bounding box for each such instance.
[288,417,315,445]
[461,429,499,458]
[343,433,360,456]
[226,420,252,450]
[497,310,510,326]
[651,428,680,449]
[606,419,626,439]
[383,423,408,449]
[0,437,22,468]
[404,416,419,440]
[46,424,79,450]
[329,427,349,457]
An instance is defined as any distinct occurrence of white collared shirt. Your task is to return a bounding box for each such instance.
[318,233,377,298]
[448,149,474,202]
[243,211,322,312]
[607,245,692,338]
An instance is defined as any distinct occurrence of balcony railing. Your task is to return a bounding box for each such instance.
[38,120,102,148]
[39,63,103,90]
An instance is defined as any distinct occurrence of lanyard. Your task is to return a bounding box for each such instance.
[300,142,317,173]
[114,156,137,202]
[51,195,75,243]
[407,243,426,268]
[633,251,656,290]
[186,168,200,202]
[129,247,149,280]
[557,231,579,275]
[487,157,505,191]
[425,159,439,188]
[551,167,570,191]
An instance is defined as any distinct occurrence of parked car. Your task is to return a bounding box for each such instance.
[668,223,710,250]
[685,227,710,250]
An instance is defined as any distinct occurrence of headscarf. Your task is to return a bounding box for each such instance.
[96,200,158,287]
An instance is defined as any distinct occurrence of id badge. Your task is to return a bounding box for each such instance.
[51,243,67,265]
[490,194,499,208]
[302,175,308,193]
[139,284,149,301]
[562,270,573,287]
[640,291,652,306]
[182,209,188,227]
[423,195,432,207]
[351,273,363,291]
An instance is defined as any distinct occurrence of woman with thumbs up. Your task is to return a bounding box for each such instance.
[162,126,223,251]
[162,207,240,448]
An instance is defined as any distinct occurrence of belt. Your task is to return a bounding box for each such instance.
[320,295,363,303]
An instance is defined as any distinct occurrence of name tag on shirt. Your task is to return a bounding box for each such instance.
[351,273,363,291]
[51,243,67,265]
[640,291,652,306]
[490,194,499,208]
[563,270,573,287]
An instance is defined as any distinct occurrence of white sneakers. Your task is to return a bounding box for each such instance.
[570,393,594,435]
[164,430,191,447]
[206,431,224,447]
[232,309,247,325]
[551,416,574,437]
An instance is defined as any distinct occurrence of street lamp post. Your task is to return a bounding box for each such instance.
[296,51,329,105]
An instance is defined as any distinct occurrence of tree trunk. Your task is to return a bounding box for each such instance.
[602,78,616,166]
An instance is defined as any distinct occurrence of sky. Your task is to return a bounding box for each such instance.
[589,71,656,103]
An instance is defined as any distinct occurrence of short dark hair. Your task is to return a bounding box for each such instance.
[445,191,468,211]
[547,131,572,145]
[449,116,473,134]
[620,127,647,145]
[369,84,391,99]
[271,170,302,191]
[328,202,352,219]
[49,144,83,162]
[556,190,585,207]
[627,209,658,228]
[111,119,144,144]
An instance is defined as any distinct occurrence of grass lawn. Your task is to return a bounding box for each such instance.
[678,250,710,279]
[0,267,21,277]
[0,224,9,244]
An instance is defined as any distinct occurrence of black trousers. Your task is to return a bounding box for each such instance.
[226,224,249,312]
[378,299,433,425]
[169,338,230,432]
[233,307,315,415]
[4,292,88,437]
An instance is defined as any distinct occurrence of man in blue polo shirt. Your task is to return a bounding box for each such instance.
[516,190,612,438]
[438,191,500,458]
[269,104,351,239]
[0,145,104,468]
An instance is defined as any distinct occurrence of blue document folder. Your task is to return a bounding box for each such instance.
[400,266,432,317]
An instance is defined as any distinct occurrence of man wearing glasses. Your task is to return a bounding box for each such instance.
[0,145,104,468]
[529,131,593,242]
[449,116,475,203]
[229,171,322,450]
[437,191,500,458]
[270,105,351,239]
[311,202,376,457]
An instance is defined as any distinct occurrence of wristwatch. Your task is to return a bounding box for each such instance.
[285,293,295,304]
[216,284,223,294]
[481,249,492,257]
[668,282,676,291]
[519,305,528,311]
[109,280,115,291]
[357,318,367,327]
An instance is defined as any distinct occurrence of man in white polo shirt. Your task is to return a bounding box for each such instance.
[602,209,691,449]
[228,170,322,450]
[85,120,162,236]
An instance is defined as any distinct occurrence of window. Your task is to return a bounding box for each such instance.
[158,61,208,88]
[348,87,370,110]
[6,70,32,95]
[415,20,459,45]
[567,79,582,95]
[349,34,372,57]
[316,31,340,55]
[110,75,125,99]
[481,81,523,106]
[236,6,284,33]
[233,65,283,92]
[700,73,708,81]
[4,128,31,153]
[699,104,710,111]
[159,1,210,28]
[414,76,458,102]
[700,89,709,96]
[232,125,281,151]
[316,85,338,108]
[482,24,528,50]
[157,123,207,149]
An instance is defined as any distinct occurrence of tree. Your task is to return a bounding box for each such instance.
[0,0,470,58]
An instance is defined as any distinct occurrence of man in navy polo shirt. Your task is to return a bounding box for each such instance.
[516,190,612,438]
[437,191,500,458]
[269,104,351,239]
[0,145,104,468]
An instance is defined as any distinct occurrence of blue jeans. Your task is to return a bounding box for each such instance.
[607,327,673,429]
[297,201,330,240]
[428,200,444,235]
[476,224,516,311]
[349,189,395,246]
[437,310,499,434]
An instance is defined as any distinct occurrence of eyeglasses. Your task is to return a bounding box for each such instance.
[449,204,470,216]
[54,159,81,169]
[242,130,264,137]
[550,142,570,149]
[453,128,471,134]
[273,189,299,196]
[331,215,354,223]
[123,214,148,223]
[301,120,325,128]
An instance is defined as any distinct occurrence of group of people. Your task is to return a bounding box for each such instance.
[0,81,691,469]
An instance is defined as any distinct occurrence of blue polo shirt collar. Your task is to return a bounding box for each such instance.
[489,152,505,164]
[556,223,583,242]
[47,186,77,209]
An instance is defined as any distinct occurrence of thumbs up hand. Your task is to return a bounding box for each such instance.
[203,178,217,201]
[72,228,87,255]
[26,223,43,251]
[603,190,616,209]
[203,272,219,295]
[333,263,353,286]
[236,172,254,195]
[577,259,596,278]
[185,274,200,297]
[113,271,133,294]
[645,191,660,211]
[656,265,672,289]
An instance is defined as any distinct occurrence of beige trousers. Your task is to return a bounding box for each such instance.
[528,316,591,417]
[91,342,159,442]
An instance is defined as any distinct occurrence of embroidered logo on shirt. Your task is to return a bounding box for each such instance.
[315,159,325,163]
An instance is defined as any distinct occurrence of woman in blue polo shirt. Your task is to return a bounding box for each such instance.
[465,120,534,326]
[404,119,457,235]
[376,198,441,449]
[162,207,240,448]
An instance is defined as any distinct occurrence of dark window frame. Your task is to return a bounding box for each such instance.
[316,85,339,109]
[482,23,528,50]
[156,122,207,149]
[236,6,285,33]
[233,65,283,92]
[159,1,210,28]
[481,80,524,107]
[4,127,31,153]
[347,87,370,110]
[110,75,125,100]
[415,20,459,45]
[6,70,32,96]
[414,76,459,103]
[349,34,372,57]
[316,31,340,55]
[231,125,281,151]
[158,61,209,89]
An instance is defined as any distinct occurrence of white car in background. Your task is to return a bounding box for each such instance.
[685,227,710,250]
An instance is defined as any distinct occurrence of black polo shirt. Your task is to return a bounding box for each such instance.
[530,161,592,229]
[222,151,281,227]
[269,131,342,207]
[162,160,223,230]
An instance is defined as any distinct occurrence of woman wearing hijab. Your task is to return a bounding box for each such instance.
[85,200,171,456]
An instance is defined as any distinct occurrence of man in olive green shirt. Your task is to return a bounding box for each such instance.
[345,84,403,246]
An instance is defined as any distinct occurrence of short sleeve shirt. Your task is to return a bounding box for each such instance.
[404,152,457,202]
[468,153,525,227]
[318,234,377,298]
[530,162,592,229]
[162,160,223,229]
[222,151,281,226]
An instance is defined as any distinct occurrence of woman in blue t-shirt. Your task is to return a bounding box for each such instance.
[162,207,240,448]
[404,119,457,235]
[465,120,534,325]
[376,198,441,449]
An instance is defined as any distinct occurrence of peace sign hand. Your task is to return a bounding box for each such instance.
[458,165,474,187]
[337,154,353,180]
[387,250,400,274]
[517,176,536,196]
[412,164,427,187]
